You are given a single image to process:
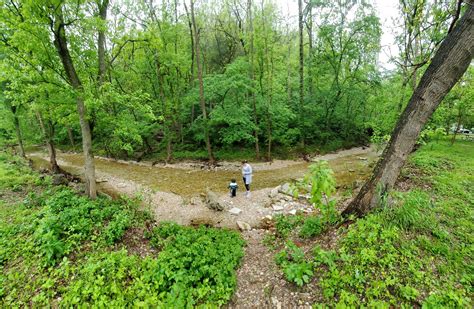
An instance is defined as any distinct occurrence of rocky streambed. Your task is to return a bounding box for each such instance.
[28,146,379,230]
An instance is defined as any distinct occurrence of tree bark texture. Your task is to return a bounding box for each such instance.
[190,0,214,164]
[53,8,97,198]
[67,127,75,148]
[342,4,474,217]
[10,105,25,158]
[35,111,60,173]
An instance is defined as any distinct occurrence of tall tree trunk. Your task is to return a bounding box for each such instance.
[306,4,314,98]
[248,0,260,160]
[412,33,420,90]
[190,0,214,164]
[166,136,173,162]
[10,105,25,158]
[53,8,97,199]
[266,49,274,161]
[184,1,196,123]
[35,111,60,173]
[97,0,109,85]
[67,127,75,148]
[450,109,463,145]
[286,40,292,105]
[342,4,474,217]
[298,0,305,146]
[45,120,60,173]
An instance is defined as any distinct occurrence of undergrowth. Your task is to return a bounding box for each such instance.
[268,141,473,307]
[0,152,245,307]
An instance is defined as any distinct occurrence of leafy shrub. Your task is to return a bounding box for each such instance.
[274,214,304,239]
[282,261,314,287]
[299,216,323,238]
[275,241,314,287]
[147,221,181,242]
[370,128,390,151]
[23,191,47,208]
[32,188,136,266]
[294,161,340,224]
[313,245,337,269]
[102,212,131,245]
[422,290,471,308]
[62,226,244,307]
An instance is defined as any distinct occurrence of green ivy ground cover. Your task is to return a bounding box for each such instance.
[0,153,245,307]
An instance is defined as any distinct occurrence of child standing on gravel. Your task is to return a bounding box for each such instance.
[228,179,238,197]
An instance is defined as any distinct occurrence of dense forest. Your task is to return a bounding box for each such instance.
[0,0,473,307]
[1,0,472,160]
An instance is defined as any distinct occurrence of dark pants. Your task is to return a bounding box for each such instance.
[230,188,236,197]
[243,177,250,191]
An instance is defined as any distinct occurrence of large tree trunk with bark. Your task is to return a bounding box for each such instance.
[343,4,474,217]
[190,0,214,164]
[10,105,25,158]
[53,8,97,199]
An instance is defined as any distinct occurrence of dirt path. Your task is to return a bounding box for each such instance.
[227,230,319,308]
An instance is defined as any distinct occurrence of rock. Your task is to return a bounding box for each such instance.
[263,199,274,208]
[236,221,251,231]
[260,215,273,229]
[229,207,242,215]
[268,187,279,198]
[289,209,297,215]
[358,156,368,161]
[278,182,292,195]
[272,205,284,211]
[205,190,224,211]
[190,197,201,205]
[348,169,355,172]
[52,174,68,186]
[271,297,282,309]
[190,217,215,227]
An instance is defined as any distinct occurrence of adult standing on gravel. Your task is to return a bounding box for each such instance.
[242,160,253,197]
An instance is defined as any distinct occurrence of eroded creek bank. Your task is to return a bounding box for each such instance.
[29,146,379,230]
